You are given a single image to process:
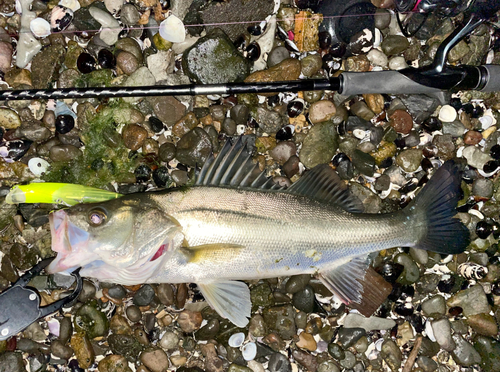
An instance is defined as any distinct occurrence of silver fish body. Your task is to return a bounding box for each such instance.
[147,186,417,283]
[47,139,469,326]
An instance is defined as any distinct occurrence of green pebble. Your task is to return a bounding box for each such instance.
[250,282,273,309]
[228,364,253,372]
[74,300,109,339]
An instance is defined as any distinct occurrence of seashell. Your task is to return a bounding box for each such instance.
[59,0,80,12]
[28,157,50,176]
[228,332,245,348]
[30,18,51,38]
[242,342,257,361]
[438,104,457,122]
[47,318,60,336]
[159,14,186,43]
[51,5,74,33]
[458,262,488,280]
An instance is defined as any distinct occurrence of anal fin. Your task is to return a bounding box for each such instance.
[197,280,251,328]
[318,256,392,317]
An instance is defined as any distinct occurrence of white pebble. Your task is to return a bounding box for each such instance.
[28,158,50,176]
[242,342,257,361]
[228,332,245,348]
[367,49,388,68]
[388,56,408,70]
[438,105,457,122]
[159,14,186,43]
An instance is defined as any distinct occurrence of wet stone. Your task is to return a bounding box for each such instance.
[268,46,290,68]
[270,141,296,165]
[159,142,176,163]
[262,305,296,340]
[300,122,338,169]
[283,155,300,179]
[125,305,142,322]
[389,109,413,134]
[309,100,337,124]
[381,339,402,372]
[133,284,155,306]
[116,51,139,75]
[301,54,323,77]
[59,317,73,344]
[421,295,446,317]
[255,108,286,134]
[108,334,143,362]
[147,96,186,127]
[183,29,250,84]
[432,318,455,351]
[51,340,73,360]
[177,310,203,333]
[474,336,500,372]
[268,352,292,372]
[245,58,302,85]
[108,285,127,300]
[140,348,169,372]
[447,285,491,317]
[176,128,213,167]
[0,352,25,372]
[466,313,498,337]
[398,94,440,125]
[351,149,375,177]
[472,178,493,199]
[122,124,148,151]
[451,334,482,367]
[98,355,133,372]
[337,327,366,348]
[396,149,423,173]
[292,285,315,313]
[293,349,318,371]
[249,315,267,337]
[285,274,310,294]
[71,333,95,369]
[464,130,483,145]
[343,314,396,331]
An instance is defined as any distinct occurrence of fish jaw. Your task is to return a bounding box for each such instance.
[47,210,95,273]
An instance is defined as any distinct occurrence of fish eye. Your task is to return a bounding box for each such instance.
[88,208,107,227]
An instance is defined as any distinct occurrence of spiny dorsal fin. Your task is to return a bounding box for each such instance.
[318,256,392,317]
[286,164,364,213]
[195,137,282,190]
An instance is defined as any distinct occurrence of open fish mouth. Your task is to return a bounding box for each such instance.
[47,210,94,274]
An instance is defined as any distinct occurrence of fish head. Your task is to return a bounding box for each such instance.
[47,197,183,283]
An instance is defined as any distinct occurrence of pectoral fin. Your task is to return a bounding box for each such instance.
[319,256,392,317]
[197,280,251,328]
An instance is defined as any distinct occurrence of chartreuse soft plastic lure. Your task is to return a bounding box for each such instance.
[6,183,122,206]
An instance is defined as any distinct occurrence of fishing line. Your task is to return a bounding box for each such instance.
[6,11,417,37]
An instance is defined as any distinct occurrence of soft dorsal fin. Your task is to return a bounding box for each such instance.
[195,137,282,190]
[286,164,364,213]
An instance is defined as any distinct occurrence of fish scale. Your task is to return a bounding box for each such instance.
[148,187,415,283]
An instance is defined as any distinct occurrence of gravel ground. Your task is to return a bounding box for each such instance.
[1,0,500,371]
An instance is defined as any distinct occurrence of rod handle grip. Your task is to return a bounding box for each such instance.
[480,65,500,92]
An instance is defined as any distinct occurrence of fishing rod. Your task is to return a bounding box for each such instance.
[1,0,499,101]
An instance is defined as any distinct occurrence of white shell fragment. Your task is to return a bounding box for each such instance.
[159,14,186,43]
[30,18,51,38]
[59,0,80,12]
[242,342,257,361]
[51,5,74,32]
[438,104,457,122]
[228,332,245,348]
[28,157,50,176]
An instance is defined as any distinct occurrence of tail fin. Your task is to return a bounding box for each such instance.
[409,160,470,255]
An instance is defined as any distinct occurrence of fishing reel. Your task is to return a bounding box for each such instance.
[395,0,475,37]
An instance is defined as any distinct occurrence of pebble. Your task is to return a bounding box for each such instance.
[262,305,296,340]
[301,54,323,77]
[432,318,455,351]
[300,122,338,169]
[388,56,408,70]
[337,327,366,348]
[466,313,498,337]
[107,284,126,299]
[268,46,290,67]
[160,332,179,350]
[51,340,73,360]
[381,35,410,55]
[122,124,148,151]
[464,130,483,145]
[71,333,95,369]
[293,349,318,371]
[285,274,310,294]
[89,6,122,45]
[116,51,139,75]
[451,334,482,367]
[175,128,213,167]
[177,310,203,333]
[120,4,140,25]
[268,353,292,372]
[389,109,413,134]
[442,120,466,137]
[140,349,169,372]
[98,355,132,372]
[296,332,317,351]
[396,149,423,172]
[49,144,82,162]
[472,178,493,198]
[124,67,156,103]
[0,108,22,129]
[339,350,356,369]
[367,48,388,67]
[249,315,267,337]
[343,314,396,331]
[475,336,500,371]
[447,285,491,317]
[381,339,402,372]
[350,101,374,121]
[125,305,142,322]
[351,149,376,177]
[462,145,493,170]
[133,284,155,306]
[421,295,446,316]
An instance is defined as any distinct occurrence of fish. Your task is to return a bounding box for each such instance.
[46,138,470,327]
